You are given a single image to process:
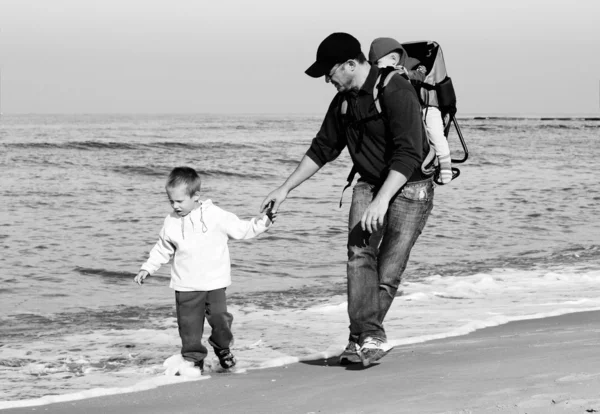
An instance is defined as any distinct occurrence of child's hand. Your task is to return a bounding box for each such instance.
[134,270,149,285]
[263,200,277,225]
[258,211,277,226]
[265,211,277,225]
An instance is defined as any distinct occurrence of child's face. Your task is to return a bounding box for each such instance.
[166,184,200,217]
[376,53,397,68]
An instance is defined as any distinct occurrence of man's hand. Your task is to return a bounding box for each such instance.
[361,170,408,233]
[360,196,389,233]
[134,270,149,285]
[260,187,289,215]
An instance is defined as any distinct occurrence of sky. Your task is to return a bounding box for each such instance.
[1,0,599,116]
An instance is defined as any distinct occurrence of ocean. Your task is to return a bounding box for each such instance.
[1,114,600,408]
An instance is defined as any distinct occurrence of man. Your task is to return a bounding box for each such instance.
[261,33,434,366]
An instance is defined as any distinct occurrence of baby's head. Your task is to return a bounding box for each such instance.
[165,167,202,217]
[376,51,402,68]
[368,37,405,68]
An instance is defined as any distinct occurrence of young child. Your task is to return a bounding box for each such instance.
[369,37,453,184]
[134,166,275,376]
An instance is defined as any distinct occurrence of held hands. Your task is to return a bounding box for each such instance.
[265,200,278,224]
[134,270,149,285]
[361,196,389,233]
[260,188,288,218]
[259,202,278,225]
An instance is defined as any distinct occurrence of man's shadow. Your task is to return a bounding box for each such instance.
[300,357,379,370]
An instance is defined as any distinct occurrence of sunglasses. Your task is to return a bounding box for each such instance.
[326,61,347,80]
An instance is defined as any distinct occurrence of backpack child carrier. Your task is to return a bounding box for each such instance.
[340,40,468,194]
[399,40,469,178]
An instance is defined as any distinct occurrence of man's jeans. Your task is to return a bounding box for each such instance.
[175,288,233,365]
[347,178,434,344]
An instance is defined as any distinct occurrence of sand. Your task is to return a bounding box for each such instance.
[3,311,600,414]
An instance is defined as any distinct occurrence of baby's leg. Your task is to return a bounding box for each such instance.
[423,107,452,184]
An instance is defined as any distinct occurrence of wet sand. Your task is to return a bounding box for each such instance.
[4,311,600,414]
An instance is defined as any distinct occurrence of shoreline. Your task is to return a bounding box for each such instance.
[3,310,600,414]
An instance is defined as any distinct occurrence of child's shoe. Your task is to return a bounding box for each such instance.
[164,354,203,377]
[215,348,236,369]
[178,359,203,377]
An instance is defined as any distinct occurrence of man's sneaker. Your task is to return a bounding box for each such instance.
[359,337,393,367]
[215,348,236,369]
[338,340,361,365]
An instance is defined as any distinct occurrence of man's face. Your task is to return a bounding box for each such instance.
[325,61,353,93]
[166,184,199,217]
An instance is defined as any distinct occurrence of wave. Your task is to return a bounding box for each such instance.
[6,141,139,150]
[2,140,258,152]
[75,267,137,284]
[410,244,600,281]
[199,168,265,180]
[463,119,600,132]
[112,165,168,177]
[273,157,301,165]
[537,124,574,129]
[0,303,175,340]
[112,165,266,180]
[144,141,258,151]
[227,283,346,310]
[3,274,600,408]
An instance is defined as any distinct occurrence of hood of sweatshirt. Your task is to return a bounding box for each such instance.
[368,37,421,70]
[171,199,213,239]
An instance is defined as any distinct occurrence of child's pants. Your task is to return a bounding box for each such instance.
[175,288,233,365]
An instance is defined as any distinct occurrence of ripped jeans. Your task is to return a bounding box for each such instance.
[347,178,433,344]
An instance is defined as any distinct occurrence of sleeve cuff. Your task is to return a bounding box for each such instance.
[306,149,326,168]
[389,161,414,180]
[140,264,155,275]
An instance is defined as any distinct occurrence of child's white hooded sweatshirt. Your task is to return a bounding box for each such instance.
[141,200,270,291]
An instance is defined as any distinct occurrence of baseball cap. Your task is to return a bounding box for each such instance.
[368,37,404,63]
[305,33,362,78]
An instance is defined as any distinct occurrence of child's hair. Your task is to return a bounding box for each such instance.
[166,167,202,196]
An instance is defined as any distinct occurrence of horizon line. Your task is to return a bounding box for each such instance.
[0,112,599,121]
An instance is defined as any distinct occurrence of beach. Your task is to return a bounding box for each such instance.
[3,310,599,414]
[1,115,600,409]
[3,0,600,409]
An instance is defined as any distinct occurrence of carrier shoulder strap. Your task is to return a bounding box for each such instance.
[372,67,408,116]
[339,66,404,117]
[339,67,409,207]
[341,100,348,116]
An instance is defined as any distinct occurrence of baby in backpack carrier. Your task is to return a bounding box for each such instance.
[369,37,453,184]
